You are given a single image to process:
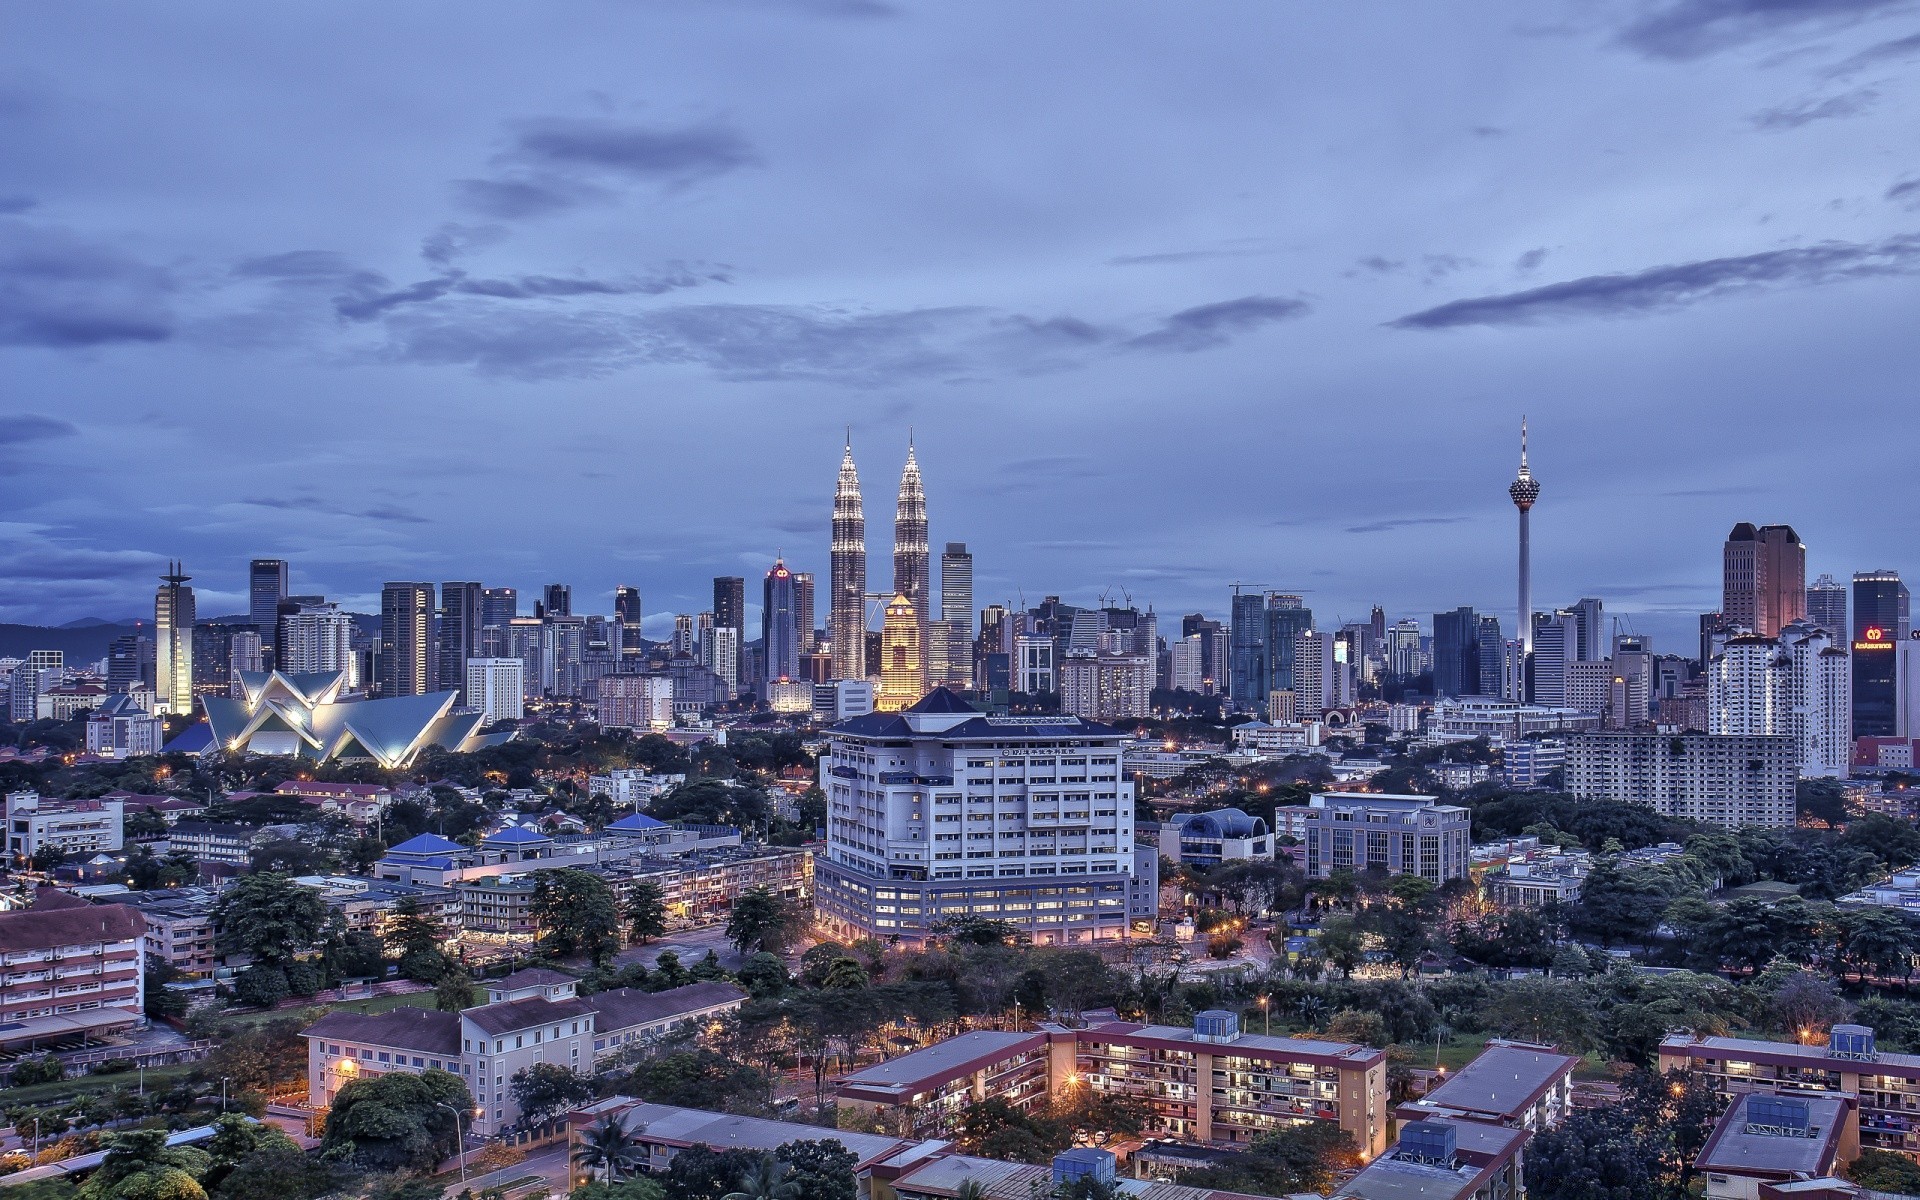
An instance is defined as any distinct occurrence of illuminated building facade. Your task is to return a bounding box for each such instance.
[894,441,931,661]
[1854,571,1911,738]
[830,440,868,680]
[154,562,195,716]
[876,593,925,712]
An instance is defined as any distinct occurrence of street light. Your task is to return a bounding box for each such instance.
[1258,994,1269,1036]
[436,1102,469,1185]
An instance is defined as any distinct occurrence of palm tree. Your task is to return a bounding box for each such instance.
[955,1181,989,1200]
[722,1155,799,1200]
[572,1114,644,1184]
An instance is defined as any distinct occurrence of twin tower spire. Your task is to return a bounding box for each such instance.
[829,433,930,681]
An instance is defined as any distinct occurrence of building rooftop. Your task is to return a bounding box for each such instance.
[599,1101,908,1166]
[1409,1041,1578,1123]
[1662,1031,1920,1075]
[1070,1019,1385,1067]
[0,903,143,953]
[1696,1093,1850,1180]
[836,1031,1045,1100]
[463,994,597,1036]
[587,982,747,1032]
[494,968,575,989]
[388,833,466,856]
[303,1006,462,1056]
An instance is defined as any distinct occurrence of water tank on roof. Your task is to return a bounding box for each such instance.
[1395,1121,1457,1166]
[1830,1024,1876,1059]
[1194,1010,1240,1043]
[1745,1095,1812,1135]
[1053,1149,1116,1186]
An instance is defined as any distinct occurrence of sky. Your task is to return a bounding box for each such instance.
[3,0,1918,654]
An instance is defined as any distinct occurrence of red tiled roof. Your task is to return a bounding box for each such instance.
[0,903,143,952]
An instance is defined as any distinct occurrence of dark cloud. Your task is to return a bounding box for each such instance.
[0,196,35,215]
[1390,234,1920,328]
[420,224,508,266]
[1126,295,1309,352]
[451,176,613,219]
[1344,516,1469,534]
[1515,248,1549,271]
[240,496,429,524]
[332,266,722,321]
[0,415,78,446]
[0,534,166,582]
[1357,256,1404,274]
[504,117,757,179]
[1619,0,1907,60]
[1824,29,1920,75]
[1107,241,1281,266]
[1888,179,1920,207]
[0,220,174,347]
[234,250,362,280]
[1750,88,1877,130]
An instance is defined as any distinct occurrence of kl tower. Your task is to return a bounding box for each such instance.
[1509,418,1541,696]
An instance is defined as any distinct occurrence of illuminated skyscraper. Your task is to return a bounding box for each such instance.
[1806,573,1847,641]
[829,438,867,680]
[793,571,815,651]
[875,594,925,712]
[1509,418,1540,660]
[438,581,482,703]
[155,563,196,716]
[615,586,644,658]
[763,558,800,684]
[542,583,572,619]
[249,558,286,668]
[379,582,434,698]
[894,440,930,659]
[1724,523,1806,637]
[1853,570,1911,737]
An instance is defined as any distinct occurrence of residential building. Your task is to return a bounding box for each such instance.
[1230,720,1326,756]
[1724,523,1807,637]
[1694,1093,1854,1200]
[1429,698,1598,743]
[1658,1026,1909,1160]
[597,674,673,731]
[465,658,525,724]
[0,895,145,1045]
[4,791,124,862]
[378,582,435,698]
[1808,573,1848,641]
[1158,809,1273,866]
[1333,1120,1529,1200]
[586,769,686,810]
[303,974,746,1136]
[1500,740,1565,788]
[155,563,195,716]
[815,688,1151,944]
[125,887,220,977]
[164,820,286,866]
[1169,635,1205,693]
[1394,1041,1577,1132]
[1293,630,1337,719]
[280,602,355,677]
[1274,793,1471,882]
[1059,652,1152,722]
[834,1030,1054,1136]
[1567,731,1796,828]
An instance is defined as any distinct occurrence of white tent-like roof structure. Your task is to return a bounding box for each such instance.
[195,670,513,768]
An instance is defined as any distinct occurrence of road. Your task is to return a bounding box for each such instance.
[454,1143,571,1197]
[611,924,745,972]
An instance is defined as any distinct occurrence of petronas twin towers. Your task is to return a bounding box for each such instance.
[828,435,930,689]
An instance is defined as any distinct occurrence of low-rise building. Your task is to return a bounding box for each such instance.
[1500,740,1566,789]
[586,770,686,810]
[124,887,220,978]
[1695,1093,1855,1200]
[105,792,208,825]
[1480,849,1592,908]
[836,1031,1052,1136]
[1230,720,1326,756]
[1394,1040,1578,1131]
[274,781,393,829]
[302,973,745,1136]
[1333,1119,1529,1200]
[1660,1025,1906,1159]
[85,695,165,758]
[4,791,124,864]
[1157,809,1273,867]
[1429,699,1598,743]
[164,821,294,866]
[1275,792,1471,882]
[0,893,145,1045]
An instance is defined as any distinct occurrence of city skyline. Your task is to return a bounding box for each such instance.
[6,5,1920,654]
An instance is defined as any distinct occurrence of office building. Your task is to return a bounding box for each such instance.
[1567,731,1795,828]
[1566,597,1604,662]
[1387,619,1423,678]
[1527,611,1576,706]
[86,693,164,757]
[829,437,867,681]
[1014,634,1055,695]
[1723,523,1807,637]
[543,583,572,619]
[875,594,926,712]
[1433,607,1481,698]
[4,790,124,861]
[465,659,525,724]
[228,629,264,683]
[1228,591,1267,706]
[304,975,746,1137]
[1475,616,1505,697]
[762,558,801,686]
[437,582,482,703]
[935,542,974,690]
[281,602,355,676]
[249,558,287,668]
[377,582,434,698]
[793,572,816,651]
[1275,793,1472,882]
[704,626,740,694]
[612,586,643,658]
[1158,809,1273,866]
[816,688,1152,943]
[481,586,518,631]
[598,674,674,731]
[154,562,195,716]
[1059,652,1152,722]
[1853,570,1911,738]
[0,896,146,1039]
[1807,573,1848,641]
[894,441,931,657]
[1264,598,1312,702]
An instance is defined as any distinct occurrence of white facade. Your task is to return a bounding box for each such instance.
[1014,635,1055,694]
[1060,652,1152,722]
[1429,698,1599,743]
[1293,630,1336,718]
[465,658,526,724]
[281,604,355,675]
[704,626,741,693]
[587,769,686,809]
[597,674,674,731]
[1566,732,1796,829]
[4,790,124,861]
[1708,624,1850,778]
[85,702,164,758]
[1169,635,1205,693]
[1231,720,1325,755]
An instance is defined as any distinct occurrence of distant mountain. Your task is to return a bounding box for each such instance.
[0,622,142,663]
[58,617,129,629]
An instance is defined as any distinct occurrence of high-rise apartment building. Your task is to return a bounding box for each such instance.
[378,582,434,698]
[596,674,674,731]
[1807,573,1848,641]
[893,443,930,657]
[1169,635,1205,693]
[672,614,695,659]
[1854,571,1911,738]
[155,563,195,716]
[281,603,354,676]
[815,690,1151,944]
[614,586,644,658]
[1432,606,1480,698]
[1567,731,1795,828]
[1723,523,1807,637]
[1060,652,1153,722]
[465,658,525,724]
[1706,627,1850,776]
[1293,629,1337,719]
[1386,619,1422,678]
[438,582,482,703]
[829,440,867,681]
[763,559,801,685]
[249,558,287,668]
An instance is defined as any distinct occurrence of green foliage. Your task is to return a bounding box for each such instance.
[195,1018,311,1094]
[211,873,331,968]
[11,1055,64,1086]
[619,1049,769,1113]
[1176,1122,1357,1196]
[651,778,770,828]
[319,1067,470,1172]
[436,964,478,1012]
[735,953,790,997]
[506,1063,596,1131]
[572,1114,645,1184]
[625,880,668,944]
[726,887,801,956]
[772,1140,857,1200]
[569,1181,666,1200]
[530,868,620,965]
[1849,1148,1920,1194]
[231,965,288,1010]
[382,895,445,961]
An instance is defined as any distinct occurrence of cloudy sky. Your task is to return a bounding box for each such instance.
[4,1,1917,652]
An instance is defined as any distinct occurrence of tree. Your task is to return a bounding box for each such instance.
[721,1156,797,1200]
[1524,1108,1672,1200]
[736,953,790,997]
[530,869,620,965]
[1849,1148,1920,1194]
[507,1063,596,1131]
[211,1145,347,1200]
[1175,1123,1356,1196]
[774,1140,858,1200]
[211,873,330,968]
[231,965,289,1010]
[664,1145,764,1200]
[435,964,477,1012]
[77,1129,212,1200]
[1318,915,1364,979]
[727,887,799,956]
[572,1114,644,1184]
[382,895,444,961]
[319,1068,470,1172]
[1323,1009,1387,1047]
[625,880,668,945]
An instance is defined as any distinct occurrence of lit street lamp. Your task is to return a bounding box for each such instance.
[436,1102,470,1185]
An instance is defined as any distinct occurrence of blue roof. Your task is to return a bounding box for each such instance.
[388,833,465,855]
[161,724,215,754]
[1176,808,1266,838]
[482,826,551,844]
[607,813,665,832]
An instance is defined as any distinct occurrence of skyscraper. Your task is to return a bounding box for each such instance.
[1432,607,1480,698]
[793,571,815,650]
[155,563,196,716]
[1509,418,1540,660]
[1529,611,1576,706]
[829,438,867,681]
[763,559,800,684]
[893,440,930,658]
[1807,574,1847,640]
[1264,597,1312,698]
[1229,591,1267,706]
[713,577,745,634]
[482,587,518,629]
[614,586,644,658]
[1723,523,1806,637]
[379,582,434,699]
[1853,570,1911,737]
[438,582,481,703]
[249,558,287,669]
[543,584,572,619]
[941,542,973,629]
[1476,615,1505,697]
[1567,597,1604,662]
[875,593,925,712]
